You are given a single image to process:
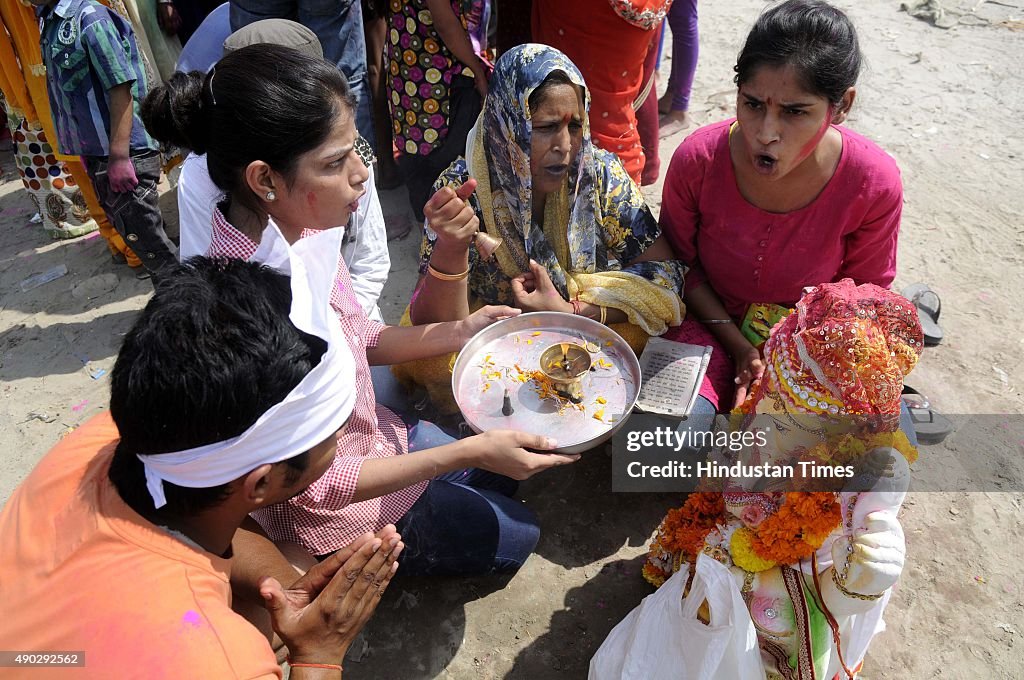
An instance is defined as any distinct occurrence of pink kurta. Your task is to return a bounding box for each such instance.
[661,120,902,408]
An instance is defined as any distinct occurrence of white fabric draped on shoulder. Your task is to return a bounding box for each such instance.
[138,224,357,508]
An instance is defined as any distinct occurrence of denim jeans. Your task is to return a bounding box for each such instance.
[391,417,540,576]
[229,0,374,141]
[369,364,410,417]
[84,150,178,276]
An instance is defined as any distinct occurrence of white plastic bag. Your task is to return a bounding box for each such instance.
[589,554,766,680]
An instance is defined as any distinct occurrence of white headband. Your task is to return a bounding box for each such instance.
[138,223,356,508]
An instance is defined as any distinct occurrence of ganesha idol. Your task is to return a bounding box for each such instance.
[643,279,924,680]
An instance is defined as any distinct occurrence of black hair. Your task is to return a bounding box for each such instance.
[141,44,357,209]
[528,70,579,113]
[734,0,861,105]
[107,257,327,517]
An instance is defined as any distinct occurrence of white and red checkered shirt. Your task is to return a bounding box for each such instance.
[208,209,425,554]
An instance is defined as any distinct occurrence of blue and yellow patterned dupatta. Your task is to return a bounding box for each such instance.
[398,45,685,414]
[466,44,684,335]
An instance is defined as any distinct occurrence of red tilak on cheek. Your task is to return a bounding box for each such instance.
[797,104,834,159]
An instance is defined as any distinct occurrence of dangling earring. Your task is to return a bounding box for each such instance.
[266,191,276,201]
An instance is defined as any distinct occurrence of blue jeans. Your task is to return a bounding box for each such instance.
[898,401,919,447]
[369,365,408,415]
[229,0,374,141]
[393,418,541,576]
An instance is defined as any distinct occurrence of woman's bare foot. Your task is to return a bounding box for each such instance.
[659,110,693,139]
[658,91,673,116]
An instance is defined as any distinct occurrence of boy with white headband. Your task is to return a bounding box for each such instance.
[0,227,399,678]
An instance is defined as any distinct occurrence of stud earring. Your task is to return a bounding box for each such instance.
[266,191,276,201]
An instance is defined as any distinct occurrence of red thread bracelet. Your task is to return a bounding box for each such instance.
[287,657,343,672]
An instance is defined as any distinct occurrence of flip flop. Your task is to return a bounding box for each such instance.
[901,385,954,445]
[901,283,943,346]
[901,384,929,410]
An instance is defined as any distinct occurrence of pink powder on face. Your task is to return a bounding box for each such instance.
[796,104,834,160]
[182,610,202,627]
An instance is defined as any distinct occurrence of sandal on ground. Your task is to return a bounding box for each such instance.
[900,384,930,410]
[902,385,953,445]
[901,283,943,346]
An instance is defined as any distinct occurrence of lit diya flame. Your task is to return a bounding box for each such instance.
[539,342,592,403]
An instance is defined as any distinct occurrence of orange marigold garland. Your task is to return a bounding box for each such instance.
[643,493,723,586]
[747,492,841,568]
[645,492,843,583]
[668,493,724,560]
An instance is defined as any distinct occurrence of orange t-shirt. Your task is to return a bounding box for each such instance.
[0,413,281,679]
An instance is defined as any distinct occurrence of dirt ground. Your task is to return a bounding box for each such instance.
[1,1,1022,678]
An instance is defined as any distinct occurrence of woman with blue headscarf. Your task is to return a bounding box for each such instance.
[399,44,686,412]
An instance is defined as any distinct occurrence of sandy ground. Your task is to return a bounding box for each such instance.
[1,1,1023,677]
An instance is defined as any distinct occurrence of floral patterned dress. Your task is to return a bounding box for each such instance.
[385,0,477,157]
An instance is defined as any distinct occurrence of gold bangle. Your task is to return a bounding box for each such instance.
[599,305,607,325]
[427,263,470,281]
[831,567,884,601]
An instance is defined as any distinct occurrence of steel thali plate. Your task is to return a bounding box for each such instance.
[452,312,641,454]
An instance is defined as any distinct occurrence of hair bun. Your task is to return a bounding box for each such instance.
[141,71,211,154]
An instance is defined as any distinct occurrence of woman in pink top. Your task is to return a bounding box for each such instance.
[661,0,902,415]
